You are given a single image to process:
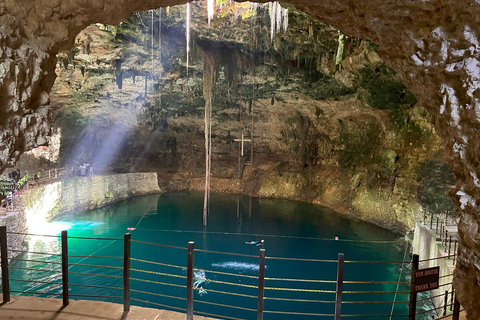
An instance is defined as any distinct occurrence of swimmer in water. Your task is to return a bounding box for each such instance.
[245,239,264,246]
[198,286,207,296]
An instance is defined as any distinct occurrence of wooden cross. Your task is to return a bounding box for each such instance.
[234,134,252,157]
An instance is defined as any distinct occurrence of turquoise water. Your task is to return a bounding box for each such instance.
[9,192,412,319]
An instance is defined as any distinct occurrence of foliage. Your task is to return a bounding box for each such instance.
[356,63,417,110]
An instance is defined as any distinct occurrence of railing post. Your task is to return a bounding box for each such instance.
[335,253,345,320]
[452,297,461,320]
[55,168,58,178]
[443,290,448,316]
[429,212,433,229]
[448,236,452,257]
[0,226,10,303]
[48,170,51,180]
[123,233,131,312]
[186,241,195,320]
[61,230,69,307]
[436,217,439,233]
[257,248,266,320]
[409,254,419,320]
[444,230,449,252]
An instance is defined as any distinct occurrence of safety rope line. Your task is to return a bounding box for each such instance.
[264,310,334,316]
[195,267,258,279]
[440,273,454,279]
[123,228,401,243]
[8,266,61,274]
[131,288,186,301]
[417,292,448,302]
[69,283,123,291]
[194,299,257,312]
[202,278,259,289]
[10,290,61,296]
[344,300,409,304]
[264,286,335,293]
[193,309,250,320]
[12,258,62,265]
[68,236,122,241]
[68,271,122,279]
[265,276,336,283]
[419,255,455,262]
[69,294,122,299]
[341,313,409,317]
[438,282,454,288]
[68,254,122,259]
[133,195,156,230]
[344,280,410,285]
[130,267,187,279]
[343,290,410,294]
[202,288,257,299]
[10,278,61,286]
[344,260,410,264]
[264,296,335,303]
[131,297,187,312]
[265,256,337,263]
[130,239,186,250]
[7,232,59,238]
[389,241,410,320]
[8,249,61,256]
[130,257,184,270]
[130,276,187,289]
[68,262,123,270]
[195,248,257,258]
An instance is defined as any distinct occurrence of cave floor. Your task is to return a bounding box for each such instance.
[0,295,466,320]
[0,295,217,320]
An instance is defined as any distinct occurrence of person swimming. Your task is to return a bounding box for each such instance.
[245,239,264,246]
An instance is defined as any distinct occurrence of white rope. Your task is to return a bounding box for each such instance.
[389,242,410,319]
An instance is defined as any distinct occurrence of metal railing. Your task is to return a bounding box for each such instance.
[0,226,461,320]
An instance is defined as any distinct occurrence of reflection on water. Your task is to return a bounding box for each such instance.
[8,192,422,319]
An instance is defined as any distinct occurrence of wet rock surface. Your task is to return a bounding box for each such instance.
[1,0,480,317]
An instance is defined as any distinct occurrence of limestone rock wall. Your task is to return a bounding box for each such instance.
[23,173,161,221]
[1,0,480,317]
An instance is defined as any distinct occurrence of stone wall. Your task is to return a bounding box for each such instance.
[413,224,454,311]
[24,173,162,221]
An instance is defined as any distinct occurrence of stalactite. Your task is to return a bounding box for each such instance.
[207,0,214,26]
[203,51,217,226]
[186,2,190,74]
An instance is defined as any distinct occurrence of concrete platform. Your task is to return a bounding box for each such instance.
[0,296,217,320]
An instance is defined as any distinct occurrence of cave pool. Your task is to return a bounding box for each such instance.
[9,191,421,320]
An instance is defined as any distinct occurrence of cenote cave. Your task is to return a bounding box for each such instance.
[1,0,480,319]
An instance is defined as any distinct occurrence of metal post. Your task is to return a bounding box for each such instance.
[450,290,454,311]
[61,230,69,307]
[0,226,10,303]
[409,254,419,320]
[448,236,452,257]
[436,217,439,233]
[444,230,448,252]
[443,290,448,316]
[186,241,195,320]
[123,233,131,312]
[430,212,433,229]
[257,248,266,320]
[335,253,345,320]
[452,297,461,320]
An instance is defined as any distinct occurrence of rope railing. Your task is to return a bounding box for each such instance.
[0,227,462,320]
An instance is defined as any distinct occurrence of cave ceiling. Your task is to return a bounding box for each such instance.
[1,0,480,318]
